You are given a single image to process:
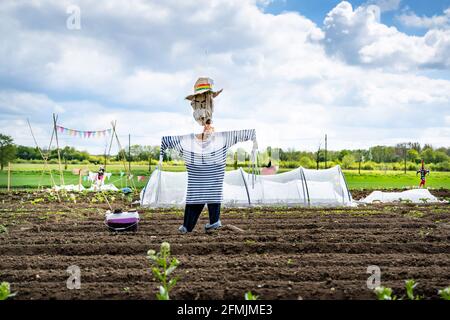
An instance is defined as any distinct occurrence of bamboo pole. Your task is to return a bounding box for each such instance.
[7,162,11,192]
[53,113,65,186]
[105,122,115,170]
[111,121,136,189]
[78,170,82,192]
[27,119,60,200]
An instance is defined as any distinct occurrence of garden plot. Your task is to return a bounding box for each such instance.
[0,191,449,300]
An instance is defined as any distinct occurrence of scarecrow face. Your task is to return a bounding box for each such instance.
[191,92,213,126]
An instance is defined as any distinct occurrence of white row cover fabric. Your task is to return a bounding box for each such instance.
[140,165,353,207]
[89,183,119,192]
[361,189,440,203]
[51,184,85,192]
[49,184,119,192]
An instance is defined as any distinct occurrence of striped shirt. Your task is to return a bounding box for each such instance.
[160,129,257,204]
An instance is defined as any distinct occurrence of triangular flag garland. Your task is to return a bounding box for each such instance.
[56,125,111,139]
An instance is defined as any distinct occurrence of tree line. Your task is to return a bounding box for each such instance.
[1,133,449,171]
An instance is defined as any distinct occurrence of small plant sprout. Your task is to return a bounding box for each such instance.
[405,279,421,300]
[0,225,7,234]
[147,242,180,300]
[0,282,16,300]
[374,286,396,300]
[69,193,77,203]
[244,291,259,300]
[438,287,450,300]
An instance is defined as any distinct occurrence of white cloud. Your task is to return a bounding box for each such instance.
[323,1,450,70]
[0,0,449,153]
[397,8,450,29]
[366,0,401,12]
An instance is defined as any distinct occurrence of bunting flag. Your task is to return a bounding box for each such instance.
[56,125,111,139]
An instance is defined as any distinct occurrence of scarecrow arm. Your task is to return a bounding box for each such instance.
[225,129,257,149]
[159,135,183,164]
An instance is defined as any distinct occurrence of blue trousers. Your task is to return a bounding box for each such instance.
[183,203,221,232]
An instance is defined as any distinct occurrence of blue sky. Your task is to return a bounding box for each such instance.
[0,0,449,153]
[265,0,450,30]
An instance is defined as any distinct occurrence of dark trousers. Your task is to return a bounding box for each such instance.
[183,203,221,232]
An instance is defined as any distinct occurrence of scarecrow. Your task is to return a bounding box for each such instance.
[159,77,258,234]
[185,77,223,136]
[416,160,430,188]
[96,165,105,188]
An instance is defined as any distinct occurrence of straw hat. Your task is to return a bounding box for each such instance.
[185,77,223,100]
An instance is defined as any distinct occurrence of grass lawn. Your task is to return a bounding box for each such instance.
[0,163,449,190]
[343,170,450,190]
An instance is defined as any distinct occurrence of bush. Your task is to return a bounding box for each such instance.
[299,156,314,169]
[363,162,376,170]
[280,161,299,169]
[341,155,355,169]
[430,161,450,172]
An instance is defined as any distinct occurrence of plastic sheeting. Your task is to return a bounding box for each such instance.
[140,165,353,207]
[88,184,119,192]
[361,189,440,203]
[51,184,85,192]
[50,184,119,192]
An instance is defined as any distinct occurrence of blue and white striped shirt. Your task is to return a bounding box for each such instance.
[160,129,257,204]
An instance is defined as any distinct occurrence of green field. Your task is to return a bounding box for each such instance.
[0,163,449,190]
[343,170,450,189]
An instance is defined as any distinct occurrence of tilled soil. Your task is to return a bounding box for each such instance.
[0,191,449,300]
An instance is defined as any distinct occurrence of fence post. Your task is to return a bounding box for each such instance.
[7,162,11,191]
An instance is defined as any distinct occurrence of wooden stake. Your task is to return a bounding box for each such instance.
[27,118,60,202]
[53,113,65,186]
[78,170,82,192]
[7,162,11,192]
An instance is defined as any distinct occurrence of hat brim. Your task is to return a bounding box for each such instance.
[185,89,222,101]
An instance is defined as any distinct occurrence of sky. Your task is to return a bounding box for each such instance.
[0,0,449,154]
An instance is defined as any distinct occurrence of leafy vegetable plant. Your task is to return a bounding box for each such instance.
[405,279,422,300]
[438,287,450,300]
[374,286,397,300]
[0,282,16,300]
[244,291,259,300]
[147,242,180,300]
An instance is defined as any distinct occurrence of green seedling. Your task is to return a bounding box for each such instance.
[30,198,44,205]
[46,193,58,202]
[438,287,450,300]
[405,279,422,300]
[147,242,180,300]
[374,286,397,300]
[0,282,16,300]
[0,225,7,234]
[244,291,259,300]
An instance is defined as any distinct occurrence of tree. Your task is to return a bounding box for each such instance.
[299,156,314,169]
[434,151,449,163]
[16,145,40,160]
[421,148,435,164]
[0,134,17,170]
[407,149,420,163]
[341,154,355,169]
